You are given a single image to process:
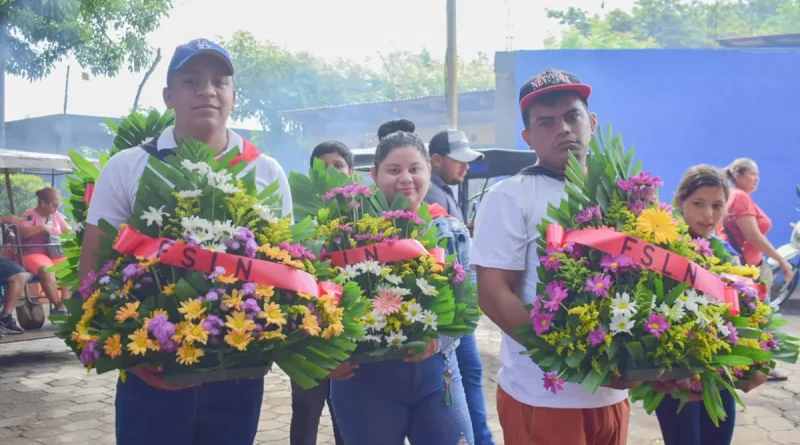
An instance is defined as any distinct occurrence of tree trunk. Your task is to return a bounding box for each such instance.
[133,48,162,110]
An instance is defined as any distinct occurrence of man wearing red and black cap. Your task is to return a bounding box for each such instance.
[80,38,292,445]
[471,69,636,444]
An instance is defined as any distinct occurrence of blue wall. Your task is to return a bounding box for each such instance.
[513,49,799,245]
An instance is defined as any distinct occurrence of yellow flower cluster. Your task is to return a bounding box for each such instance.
[747,302,772,328]
[258,243,305,270]
[258,218,293,248]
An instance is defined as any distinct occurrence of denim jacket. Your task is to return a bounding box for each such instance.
[429,214,472,357]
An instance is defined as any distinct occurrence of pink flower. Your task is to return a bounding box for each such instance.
[575,205,602,224]
[544,281,569,312]
[726,322,739,345]
[532,312,555,335]
[584,274,612,298]
[372,289,404,315]
[542,372,565,394]
[688,378,703,393]
[626,201,647,216]
[588,326,607,347]
[693,238,714,257]
[540,248,563,272]
[658,202,675,214]
[600,254,634,273]
[644,313,670,338]
[451,262,466,284]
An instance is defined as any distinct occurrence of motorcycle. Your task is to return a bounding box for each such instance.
[767,220,800,309]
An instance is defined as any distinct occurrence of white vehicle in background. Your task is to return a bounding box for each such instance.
[768,219,800,309]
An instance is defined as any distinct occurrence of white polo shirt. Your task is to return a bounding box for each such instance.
[471,172,628,409]
[87,126,293,229]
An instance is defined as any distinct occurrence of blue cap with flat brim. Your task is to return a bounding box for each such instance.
[167,38,234,84]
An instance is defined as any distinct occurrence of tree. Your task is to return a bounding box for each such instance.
[546,0,800,49]
[0,173,47,215]
[222,31,496,150]
[0,0,173,80]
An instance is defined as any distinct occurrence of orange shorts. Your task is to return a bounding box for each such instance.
[496,385,630,445]
[22,254,66,275]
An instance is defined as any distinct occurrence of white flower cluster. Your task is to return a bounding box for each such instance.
[181,160,239,195]
[180,216,237,252]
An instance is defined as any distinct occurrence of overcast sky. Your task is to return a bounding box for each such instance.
[5,0,639,127]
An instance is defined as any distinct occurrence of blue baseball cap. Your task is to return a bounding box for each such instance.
[167,38,234,84]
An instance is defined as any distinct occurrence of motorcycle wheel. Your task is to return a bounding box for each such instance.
[770,264,800,309]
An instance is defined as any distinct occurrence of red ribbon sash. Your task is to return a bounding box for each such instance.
[324,239,445,268]
[547,224,740,315]
[113,226,342,301]
[84,183,95,204]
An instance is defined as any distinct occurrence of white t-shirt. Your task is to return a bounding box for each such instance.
[471,172,628,409]
[87,126,293,229]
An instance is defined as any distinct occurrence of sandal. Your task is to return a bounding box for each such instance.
[768,369,789,381]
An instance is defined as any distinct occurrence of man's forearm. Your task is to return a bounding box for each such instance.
[479,289,531,343]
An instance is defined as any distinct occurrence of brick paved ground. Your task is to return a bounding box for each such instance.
[2,307,800,444]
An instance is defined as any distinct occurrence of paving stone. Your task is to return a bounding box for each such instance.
[62,418,104,433]
[66,401,107,413]
[769,430,800,445]
[756,416,796,431]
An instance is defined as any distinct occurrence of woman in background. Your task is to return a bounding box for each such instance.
[719,158,793,381]
[18,187,70,315]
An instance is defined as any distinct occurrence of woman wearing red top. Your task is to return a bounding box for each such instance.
[719,158,793,380]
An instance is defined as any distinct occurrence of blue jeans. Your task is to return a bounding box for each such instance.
[656,389,736,445]
[116,373,264,445]
[456,333,495,445]
[290,378,343,445]
[330,351,473,445]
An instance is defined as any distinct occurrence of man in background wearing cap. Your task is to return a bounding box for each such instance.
[79,38,292,445]
[424,129,495,445]
[471,69,635,444]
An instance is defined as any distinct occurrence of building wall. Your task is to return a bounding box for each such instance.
[504,48,800,245]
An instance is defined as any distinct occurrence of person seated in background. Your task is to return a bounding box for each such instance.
[288,140,354,445]
[310,140,354,177]
[18,187,70,316]
[0,214,29,335]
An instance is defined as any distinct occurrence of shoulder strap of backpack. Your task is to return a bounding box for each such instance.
[722,222,745,257]
[140,132,173,161]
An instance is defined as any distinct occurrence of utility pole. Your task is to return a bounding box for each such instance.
[445,0,457,128]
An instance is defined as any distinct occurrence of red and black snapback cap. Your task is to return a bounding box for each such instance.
[519,68,592,114]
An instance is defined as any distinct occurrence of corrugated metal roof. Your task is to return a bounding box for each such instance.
[717,33,800,48]
[280,89,495,114]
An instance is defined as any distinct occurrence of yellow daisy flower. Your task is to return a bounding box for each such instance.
[258,302,287,326]
[222,290,245,311]
[82,290,101,312]
[127,328,151,356]
[115,301,141,323]
[172,322,187,343]
[321,322,344,339]
[182,322,210,345]
[224,328,254,351]
[216,274,239,285]
[301,313,322,337]
[258,330,287,341]
[162,283,177,296]
[636,208,679,244]
[254,284,275,301]
[103,334,123,359]
[122,280,134,297]
[225,311,256,332]
[297,292,314,300]
[178,299,207,321]
[176,343,205,365]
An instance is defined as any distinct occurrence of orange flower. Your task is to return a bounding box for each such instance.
[224,328,254,351]
[115,301,140,323]
[103,334,123,359]
[216,274,238,285]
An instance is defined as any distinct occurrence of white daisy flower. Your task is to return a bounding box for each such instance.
[421,310,438,331]
[340,264,362,281]
[99,276,111,285]
[212,221,236,242]
[141,206,168,227]
[383,274,403,286]
[358,334,383,343]
[609,314,634,336]
[253,204,280,223]
[416,278,438,296]
[177,189,202,199]
[657,303,686,322]
[611,292,638,319]
[213,183,238,194]
[386,330,408,348]
[362,310,387,332]
[403,302,425,323]
[73,221,85,233]
[206,244,227,253]
[206,170,233,186]
[717,321,731,338]
[360,260,383,275]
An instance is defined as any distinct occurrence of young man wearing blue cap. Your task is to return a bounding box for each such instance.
[79,38,292,445]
